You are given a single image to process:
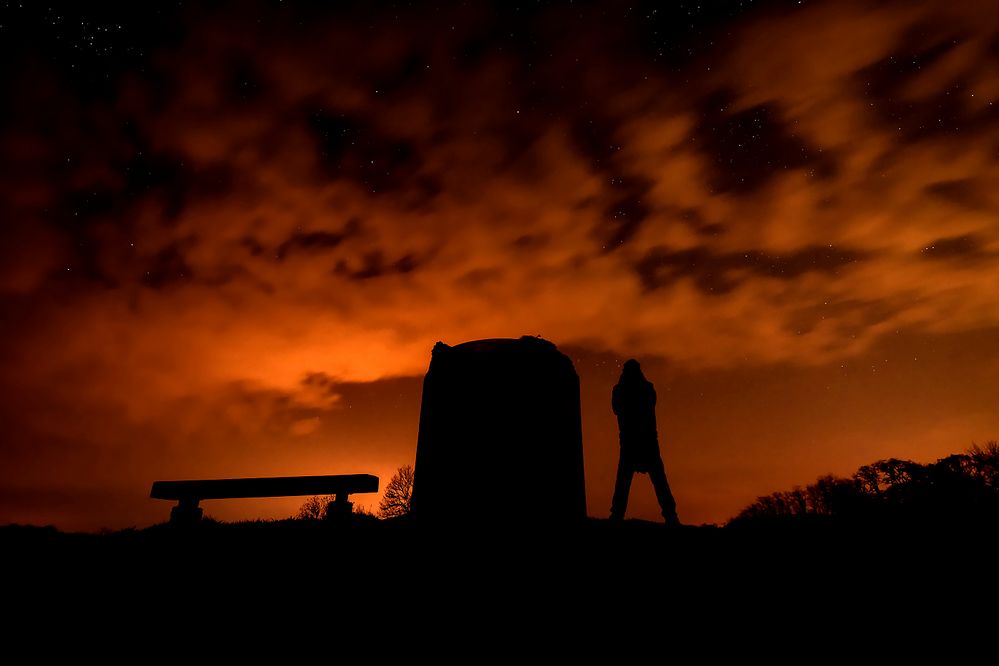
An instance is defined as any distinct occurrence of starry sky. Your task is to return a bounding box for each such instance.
[2,0,998,530]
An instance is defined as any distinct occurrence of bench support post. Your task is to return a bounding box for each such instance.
[170,497,203,525]
[324,493,354,520]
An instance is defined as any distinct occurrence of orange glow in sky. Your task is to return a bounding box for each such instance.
[1,0,998,530]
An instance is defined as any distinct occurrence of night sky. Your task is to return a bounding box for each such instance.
[2,0,998,530]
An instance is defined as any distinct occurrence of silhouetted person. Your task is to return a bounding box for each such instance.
[610,359,680,525]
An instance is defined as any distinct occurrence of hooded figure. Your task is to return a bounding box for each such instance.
[610,359,680,525]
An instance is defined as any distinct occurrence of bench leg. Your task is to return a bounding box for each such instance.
[324,493,354,520]
[170,498,203,525]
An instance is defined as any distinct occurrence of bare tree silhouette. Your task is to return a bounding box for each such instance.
[379,465,414,519]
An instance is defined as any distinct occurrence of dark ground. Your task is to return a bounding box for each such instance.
[4,517,995,651]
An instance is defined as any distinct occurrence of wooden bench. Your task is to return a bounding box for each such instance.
[150,474,379,524]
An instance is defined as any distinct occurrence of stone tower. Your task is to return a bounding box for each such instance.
[411,336,586,523]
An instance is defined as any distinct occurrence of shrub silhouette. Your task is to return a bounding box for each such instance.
[296,495,338,520]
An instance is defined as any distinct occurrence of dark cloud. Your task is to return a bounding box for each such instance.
[371,49,432,96]
[855,23,999,144]
[919,234,986,261]
[277,220,360,260]
[786,298,898,338]
[142,243,194,289]
[512,233,550,251]
[601,178,653,251]
[335,250,422,281]
[857,27,962,92]
[307,109,423,192]
[225,56,270,105]
[856,32,966,141]
[688,211,725,237]
[694,93,836,194]
[924,178,992,211]
[637,245,866,294]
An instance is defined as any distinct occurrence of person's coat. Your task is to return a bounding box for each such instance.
[612,373,659,473]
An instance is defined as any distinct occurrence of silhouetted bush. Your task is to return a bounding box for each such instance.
[731,442,999,526]
[297,495,338,520]
[296,496,378,522]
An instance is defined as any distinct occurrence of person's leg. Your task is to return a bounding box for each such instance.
[648,457,680,524]
[610,457,634,520]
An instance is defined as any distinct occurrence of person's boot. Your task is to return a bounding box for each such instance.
[663,513,682,527]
